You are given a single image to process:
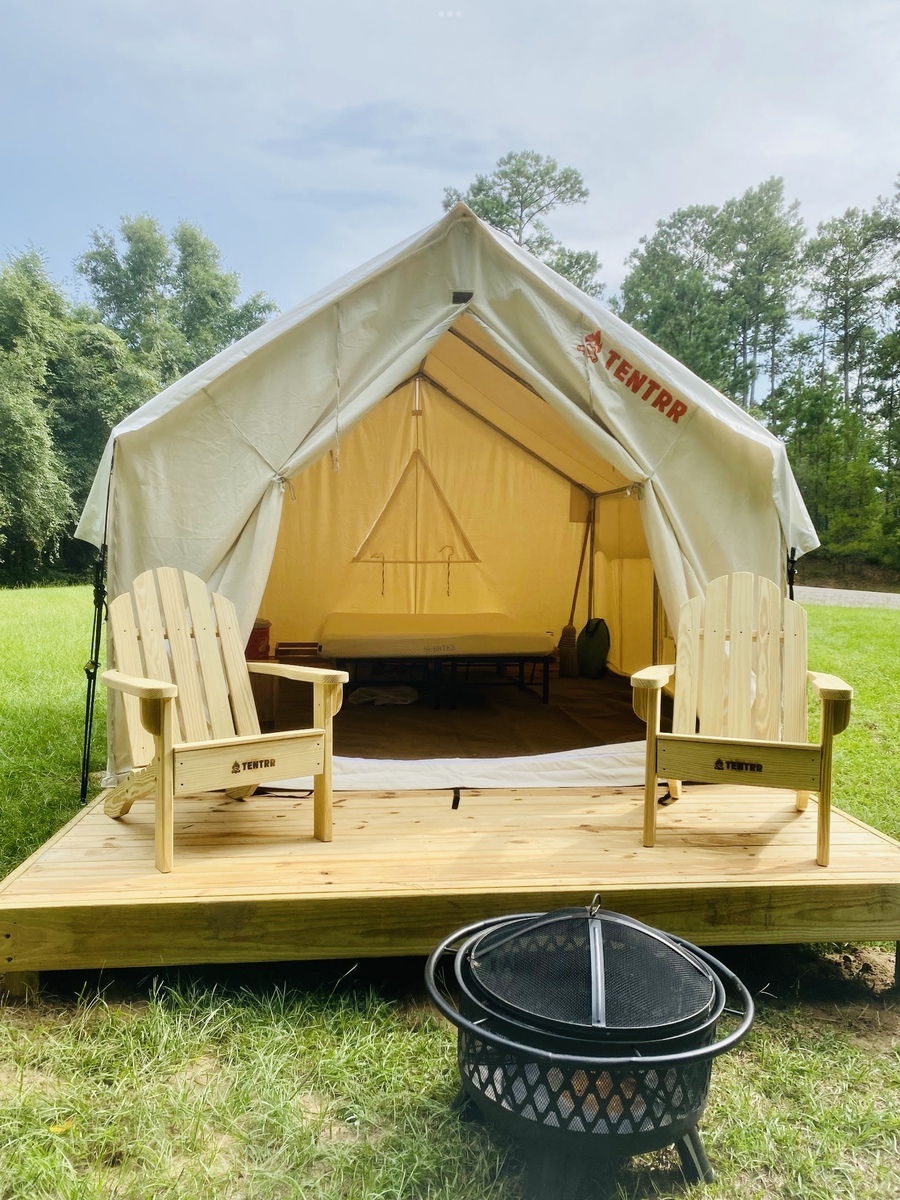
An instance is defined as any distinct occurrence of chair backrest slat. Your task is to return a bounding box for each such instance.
[108,591,156,769]
[156,568,208,743]
[672,597,702,735]
[727,572,754,738]
[182,571,236,741]
[782,598,808,741]
[698,575,729,736]
[213,591,261,737]
[755,576,782,739]
[130,570,183,745]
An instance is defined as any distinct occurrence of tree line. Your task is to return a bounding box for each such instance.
[2,156,899,586]
[0,217,275,584]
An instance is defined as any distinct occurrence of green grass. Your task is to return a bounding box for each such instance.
[0,586,106,878]
[808,606,900,840]
[0,587,899,1199]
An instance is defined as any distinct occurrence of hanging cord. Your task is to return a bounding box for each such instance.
[440,546,456,597]
[79,444,116,804]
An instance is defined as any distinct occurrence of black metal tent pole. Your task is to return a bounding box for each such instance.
[79,445,115,805]
[79,542,108,804]
[787,546,797,600]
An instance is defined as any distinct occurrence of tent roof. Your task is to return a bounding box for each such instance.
[77,203,817,635]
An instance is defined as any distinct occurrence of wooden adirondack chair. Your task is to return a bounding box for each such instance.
[101,567,348,873]
[631,573,852,866]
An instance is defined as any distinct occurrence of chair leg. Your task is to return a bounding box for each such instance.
[154,708,175,873]
[155,764,174,873]
[642,688,662,847]
[816,783,831,868]
[313,682,338,843]
[313,771,332,842]
[795,789,810,812]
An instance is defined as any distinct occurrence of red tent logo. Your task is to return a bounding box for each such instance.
[576,330,603,362]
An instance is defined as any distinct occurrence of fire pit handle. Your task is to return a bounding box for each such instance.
[425,917,755,1070]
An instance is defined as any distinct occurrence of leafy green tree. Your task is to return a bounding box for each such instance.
[47,319,156,513]
[78,216,276,386]
[803,206,893,409]
[0,254,73,576]
[618,205,732,392]
[0,250,155,581]
[715,178,805,406]
[444,151,603,297]
[761,335,880,558]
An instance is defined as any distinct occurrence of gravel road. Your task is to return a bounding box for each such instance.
[794,585,900,609]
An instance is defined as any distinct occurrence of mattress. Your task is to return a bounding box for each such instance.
[319,613,556,658]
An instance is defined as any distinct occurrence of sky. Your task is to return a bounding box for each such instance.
[1,0,899,312]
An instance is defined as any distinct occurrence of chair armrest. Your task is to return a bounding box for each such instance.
[247,662,350,686]
[101,669,178,700]
[807,671,852,702]
[808,671,852,737]
[630,664,675,690]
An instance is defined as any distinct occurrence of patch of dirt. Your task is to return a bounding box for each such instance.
[823,943,898,994]
[711,942,900,1054]
[0,1064,59,1101]
[296,1091,362,1144]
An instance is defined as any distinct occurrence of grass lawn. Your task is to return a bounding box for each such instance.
[0,585,898,1199]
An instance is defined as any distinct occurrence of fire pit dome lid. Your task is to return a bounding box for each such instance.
[465,905,719,1039]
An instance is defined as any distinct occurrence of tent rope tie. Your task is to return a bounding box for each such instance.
[275,474,296,501]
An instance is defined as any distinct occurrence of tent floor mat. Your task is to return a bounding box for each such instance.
[2,785,899,983]
[274,671,652,760]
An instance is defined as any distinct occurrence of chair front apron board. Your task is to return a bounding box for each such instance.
[101,567,348,873]
[631,573,852,867]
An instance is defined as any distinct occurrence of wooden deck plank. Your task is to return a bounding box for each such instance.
[1,784,899,972]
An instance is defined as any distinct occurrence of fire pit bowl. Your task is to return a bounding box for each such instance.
[425,904,754,1199]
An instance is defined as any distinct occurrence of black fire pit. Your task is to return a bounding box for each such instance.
[425,903,754,1199]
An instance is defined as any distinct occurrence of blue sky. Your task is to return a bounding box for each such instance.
[2,0,899,310]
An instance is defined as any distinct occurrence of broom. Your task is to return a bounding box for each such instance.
[559,518,591,678]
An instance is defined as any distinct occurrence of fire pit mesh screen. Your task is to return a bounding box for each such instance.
[459,1033,713,1137]
[472,917,593,1024]
[602,920,714,1028]
[470,912,716,1032]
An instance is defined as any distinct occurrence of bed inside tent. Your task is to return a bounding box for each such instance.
[255,315,663,789]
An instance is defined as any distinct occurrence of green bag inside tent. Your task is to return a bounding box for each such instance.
[577,618,610,678]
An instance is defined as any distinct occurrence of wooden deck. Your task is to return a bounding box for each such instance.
[2,784,900,982]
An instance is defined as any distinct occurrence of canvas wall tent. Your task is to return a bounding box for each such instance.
[78,204,818,777]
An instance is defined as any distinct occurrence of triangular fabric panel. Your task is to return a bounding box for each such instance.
[354,449,479,566]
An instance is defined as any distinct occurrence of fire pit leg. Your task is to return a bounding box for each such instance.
[450,1086,483,1123]
[675,1126,715,1184]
